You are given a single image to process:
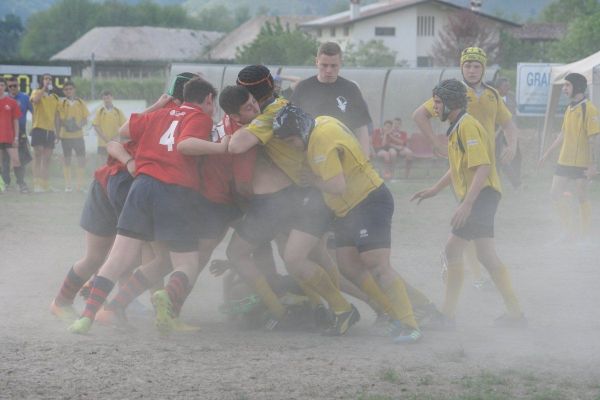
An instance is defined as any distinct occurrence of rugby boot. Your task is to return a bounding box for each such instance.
[152,290,176,336]
[389,320,423,344]
[68,317,92,334]
[50,300,78,323]
[323,304,360,336]
[173,318,201,333]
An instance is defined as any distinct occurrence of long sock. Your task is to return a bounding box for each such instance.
[253,276,285,319]
[324,263,340,289]
[81,276,115,320]
[555,197,572,234]
[63,165,72,188]
[443,261,464,318]
[580,201,592,237]
[55,267,86,306]
[108,270,150,310]
[14,166,25,185]
[404,282,432,308]
[296,281,322,307]
[464,243,482,281]
[383,277,418,329]
[360,274,394,317]
[165,271,190,317]
[301,266,350,314]
[76,166,85,190]
[488,265,521,317]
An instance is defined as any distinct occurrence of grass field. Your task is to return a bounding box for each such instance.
[1,153,600,400]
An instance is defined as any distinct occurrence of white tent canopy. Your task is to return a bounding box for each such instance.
[542,50,600,152]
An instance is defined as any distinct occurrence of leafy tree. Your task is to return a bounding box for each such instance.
[549,11,600,62]
[541,0,600,23]
[343,40,397,67]
[430,9,499,66]
[235,18,318,65]
[497,30,552,68]
[0,14,24,61]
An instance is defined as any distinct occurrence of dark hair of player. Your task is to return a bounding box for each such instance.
[318,42,342,57]
[183,78,217,105]
[219,85,251,115]
[236,65,274,103]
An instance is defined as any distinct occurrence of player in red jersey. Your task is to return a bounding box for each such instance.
[68,78,225,335]
[0,78,22,186]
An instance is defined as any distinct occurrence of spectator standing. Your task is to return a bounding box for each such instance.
[291,42,372,156]
[0,77,22,192]
[92,90,126,161]
[30,73,60,192]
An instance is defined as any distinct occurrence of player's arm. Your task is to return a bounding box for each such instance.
[107,140,135,175]
[313,172,346,195]
[452,164,490,229]
[410,168,451,204]
[538,132,564,166]
[499,119,518,164]
[353,125,370,158]
[119,95,172,136]
[30,89,44,104]
[412,104,445,157]
[93,125,110,144]
[177,136,229,156]
[228,127,260,154]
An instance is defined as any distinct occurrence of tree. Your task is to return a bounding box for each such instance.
[430,9,499,66]
[343,40,398,67]
[549,11,600,62]
[235,18,318,65]
[497,31,551,68]
[541,0,600,23]
[0,14,24,61]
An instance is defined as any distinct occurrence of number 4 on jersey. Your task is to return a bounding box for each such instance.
[159,121,179,151]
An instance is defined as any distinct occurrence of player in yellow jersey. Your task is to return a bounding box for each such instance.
[30,73,60,192]
[411,79,525,328]
[92,90,126,160]
[272,104,424,343]
[57,81,90,192]
[413,47,519,289]
[539,73,600,243]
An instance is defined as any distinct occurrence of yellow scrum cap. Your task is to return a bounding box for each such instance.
[460,47,487,67]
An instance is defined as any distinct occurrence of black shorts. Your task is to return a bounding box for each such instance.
[235,185,301,245]
[334,184,393,253]
[30,128,55,149]
[61,138,86,158]
[0,143,13,150]
[555,164,587,180]
[116,174,201,252]
[197,195,242,240]
[106,170,134,216]
[80,179,118,237]
[290,187,334,238]
[452,187,501,241]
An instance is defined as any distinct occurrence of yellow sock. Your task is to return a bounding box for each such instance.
[555,197,572,234]
[488,265,521,317]
[324,263,340,290]
[302,266,350,314]
[252,276,285,319]
[383,278,418,329]
[464,243,482,281]
[296,280,322,307]
[360,274,394,317]
[76,166,85,190]
[443,261,464,318]
[580,201,591,237]
[63,165,72,188]
[404,282,432,308]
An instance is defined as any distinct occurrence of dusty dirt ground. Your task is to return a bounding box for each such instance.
[1,165,600,400]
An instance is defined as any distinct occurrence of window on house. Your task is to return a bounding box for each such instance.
[330,27,336,37]
[417,16,435,36]
[375,27,395,36]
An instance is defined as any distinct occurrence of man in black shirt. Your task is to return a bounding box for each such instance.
[291,42,372,156]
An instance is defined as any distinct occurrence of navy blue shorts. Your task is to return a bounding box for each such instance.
[117,174,201,252]
[61,138,85,158]
[334,184,393,253]
[235,185,301,245]
[30,128,55,149]
[80,179,118,237]
[106,170,134,216]
[452,187,500,241]
[290,187,334,238]
[555,164,587,180]
[197,195,242,240]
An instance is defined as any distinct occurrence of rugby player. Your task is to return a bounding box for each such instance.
[271,104,424,343]
[411,79,525,328]
[0,78,22,189]
[68,78,221,334]
[539,72,600,243]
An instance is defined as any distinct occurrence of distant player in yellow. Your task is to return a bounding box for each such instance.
[411,79,525,328]
[30,73,60,192]
[57,81,89,192]
[92,90,126,159]
[272,104,423,343]
[539,73,600,243]
[412,47,519,289]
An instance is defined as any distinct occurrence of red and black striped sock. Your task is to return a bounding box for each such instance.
[165,271,190,317]
[55,267,86,306]
[81,276,115,320]
[108,270,150,310]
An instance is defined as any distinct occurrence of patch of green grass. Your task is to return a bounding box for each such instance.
[379,367,401,384]
[417,375,433,386]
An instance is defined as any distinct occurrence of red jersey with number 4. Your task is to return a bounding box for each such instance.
[129,103,212,191]
[199,115,256,204]
[0,96,22,144]
[94,141,138,191]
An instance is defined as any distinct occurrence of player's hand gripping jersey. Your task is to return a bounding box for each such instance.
[94,140,138,192]
[128,103,213,191]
